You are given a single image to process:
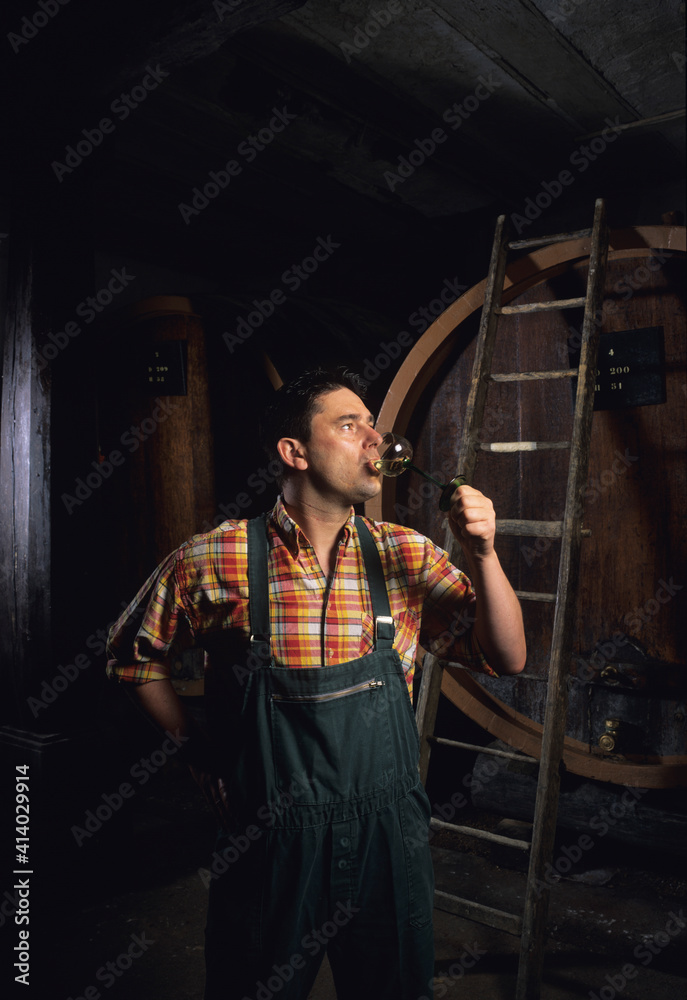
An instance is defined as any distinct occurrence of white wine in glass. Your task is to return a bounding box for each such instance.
[373,433,465,511]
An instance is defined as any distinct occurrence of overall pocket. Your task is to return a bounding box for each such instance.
[270,671,396,806]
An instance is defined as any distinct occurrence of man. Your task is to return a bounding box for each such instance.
[107,366,526,1000]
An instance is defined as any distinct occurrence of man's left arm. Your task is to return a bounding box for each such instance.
[447,484,526,676]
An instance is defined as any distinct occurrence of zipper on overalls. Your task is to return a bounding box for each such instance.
[272,679,385,703]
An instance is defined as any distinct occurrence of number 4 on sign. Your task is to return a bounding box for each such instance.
[608,348,614,355]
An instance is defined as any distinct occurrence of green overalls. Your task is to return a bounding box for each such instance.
[203,516,435,1000]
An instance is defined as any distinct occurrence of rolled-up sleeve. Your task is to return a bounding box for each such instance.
[418,542,497,676]
[106,549,190,683]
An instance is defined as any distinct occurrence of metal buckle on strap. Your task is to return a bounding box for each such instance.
[250,633,271,655]
[375,616,395,642]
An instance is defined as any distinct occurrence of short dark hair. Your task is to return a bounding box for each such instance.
[260,366,368,482]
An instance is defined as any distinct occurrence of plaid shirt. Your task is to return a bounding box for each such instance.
[107,497,494,695]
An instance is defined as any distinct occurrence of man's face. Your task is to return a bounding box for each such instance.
[295,387,384,505]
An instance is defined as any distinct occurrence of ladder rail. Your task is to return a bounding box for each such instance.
[515,197,609,998]
[457,213,511,484]
[415,653,444,785]
[413,200,609,1000]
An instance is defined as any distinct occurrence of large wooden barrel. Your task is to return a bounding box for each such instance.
[70,296,215,688]
[95,296,217,615]
[366,225,686,788]
[41,296,217,722]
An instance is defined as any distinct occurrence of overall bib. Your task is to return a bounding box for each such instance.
[204,516,435,1000]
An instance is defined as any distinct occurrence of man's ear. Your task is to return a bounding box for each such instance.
[277,437,308,473]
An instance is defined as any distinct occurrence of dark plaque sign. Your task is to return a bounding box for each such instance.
[144,341,187,395]
[592,327,665,410]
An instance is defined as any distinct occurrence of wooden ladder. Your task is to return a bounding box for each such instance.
[416,198,609,999]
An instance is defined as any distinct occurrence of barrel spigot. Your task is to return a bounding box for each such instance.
[598,718,621,753]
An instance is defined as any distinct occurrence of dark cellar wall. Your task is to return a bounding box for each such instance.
[0,0,683,765]
[0,0,683,787]
[0,4,685,996]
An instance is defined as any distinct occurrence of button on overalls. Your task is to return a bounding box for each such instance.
[204,516,435,1000]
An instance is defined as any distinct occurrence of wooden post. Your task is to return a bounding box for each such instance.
[0,195,52,725]
[0,116,94,725]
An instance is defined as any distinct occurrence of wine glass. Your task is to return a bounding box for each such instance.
[374,433,465,511]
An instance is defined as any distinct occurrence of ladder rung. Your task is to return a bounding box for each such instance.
[440,662,544,682]
[495,519,592,539]
[428,736,538,764]
[487,369,577,382]
[479,441,570,452]
[430,818,532,851]
[515,590,557,603]
[427,736,539,764]
[497,296,586,315]
[496,519,562,537]
[508,227,592,250]
[434,889,523,935]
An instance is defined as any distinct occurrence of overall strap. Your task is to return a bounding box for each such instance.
[354,516,395,651]
[247,514,396,660]
[247,515,271,666]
